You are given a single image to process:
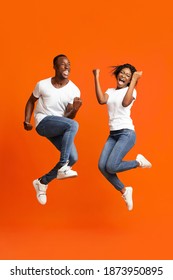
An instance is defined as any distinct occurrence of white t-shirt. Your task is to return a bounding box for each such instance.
[33,78,80,127]
[106,87,137,131]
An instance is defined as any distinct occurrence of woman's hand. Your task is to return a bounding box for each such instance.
[92,68,108,104]
[93,69,100,78]
[122,71,142,107]
[132,71,143,82]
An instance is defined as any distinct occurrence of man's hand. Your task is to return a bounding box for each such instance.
[64,97,82,119]
[73,97,82,111]
[23,121,33,131]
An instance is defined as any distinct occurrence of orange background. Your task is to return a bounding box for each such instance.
[1,0,173,259]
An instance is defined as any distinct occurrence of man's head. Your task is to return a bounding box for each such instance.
[53,54,71,79]
[53,54,67,66]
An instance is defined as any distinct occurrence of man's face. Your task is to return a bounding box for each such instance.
[54,56,71,79]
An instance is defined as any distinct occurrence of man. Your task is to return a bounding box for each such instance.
[24,54,82,205]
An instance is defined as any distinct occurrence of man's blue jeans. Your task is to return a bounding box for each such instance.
[36,115,79,184]
[98,129,138,191]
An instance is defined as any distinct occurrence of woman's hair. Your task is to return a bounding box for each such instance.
[111,63,137,78]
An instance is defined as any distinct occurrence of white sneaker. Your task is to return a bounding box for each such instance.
[57,162,78,180]
[136,154,152,168]
[122,187,133,211]
[33,179,48,205]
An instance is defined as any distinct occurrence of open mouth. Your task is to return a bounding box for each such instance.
[118,78,125,85]
[63,70,69,76]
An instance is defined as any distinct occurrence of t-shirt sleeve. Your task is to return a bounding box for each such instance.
[69,87,80,104]
[105,88,111,95]
[33,82,41,98]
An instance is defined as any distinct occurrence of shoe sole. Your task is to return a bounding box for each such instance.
[33,180,47,205]
[57,174,78,180]
[128,187,133,211]
[123,187,133,211]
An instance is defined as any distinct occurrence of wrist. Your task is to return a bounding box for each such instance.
[72,107,78,112]
[130,79,137,87]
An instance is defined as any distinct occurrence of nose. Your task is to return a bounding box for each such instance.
[65,64,70,69]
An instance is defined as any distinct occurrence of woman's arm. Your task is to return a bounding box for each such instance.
[122,71,142,107]
[93,69,108,104]
[24,93,38,130]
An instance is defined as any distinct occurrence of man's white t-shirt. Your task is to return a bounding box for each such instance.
[33,78,80,127]
[106,87,137,131]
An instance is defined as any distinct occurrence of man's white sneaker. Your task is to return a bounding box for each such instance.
[57,163,78,180]
[136,154,152,168]
[122,187,133,211]
[33,179,48,205]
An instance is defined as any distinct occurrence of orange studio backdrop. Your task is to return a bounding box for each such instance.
[0,0,173,259]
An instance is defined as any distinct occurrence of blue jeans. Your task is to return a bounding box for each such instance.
[98,129,138,191]
[36,115,79,184]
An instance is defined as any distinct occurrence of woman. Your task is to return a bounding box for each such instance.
[92,64,152,211]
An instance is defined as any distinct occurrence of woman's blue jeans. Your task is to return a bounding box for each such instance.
[98,129,138,191]
[36,115,79,184]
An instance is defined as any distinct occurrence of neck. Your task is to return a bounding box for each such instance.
[52,77,69,88]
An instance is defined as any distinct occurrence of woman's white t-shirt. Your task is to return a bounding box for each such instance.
[33,78,80,127]
[106,87,137,131]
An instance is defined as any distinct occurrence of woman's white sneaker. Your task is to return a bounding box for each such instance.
[57,163,78,179]
[122,187,133,211]
[33,179,48,205]
[136,154,152,168]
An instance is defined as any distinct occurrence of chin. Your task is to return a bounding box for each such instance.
[62,75,68,79]
[117,84,125,89]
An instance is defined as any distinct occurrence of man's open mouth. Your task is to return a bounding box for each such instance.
[63,70,69,75]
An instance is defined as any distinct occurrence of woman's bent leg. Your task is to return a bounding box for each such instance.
[98,136,124,191]
[106,129,138,174]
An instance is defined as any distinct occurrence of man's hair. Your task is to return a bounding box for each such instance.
[53,54,67,66]
[111,63,137,78]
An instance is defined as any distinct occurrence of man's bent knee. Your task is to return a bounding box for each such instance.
[71,120,79,132]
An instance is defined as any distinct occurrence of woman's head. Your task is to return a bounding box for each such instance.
[112,63,137,89]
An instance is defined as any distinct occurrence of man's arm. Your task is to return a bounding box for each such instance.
[24,93,38,130]
[64,97,82,119]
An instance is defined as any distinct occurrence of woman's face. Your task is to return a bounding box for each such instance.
[116,68,132,89]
